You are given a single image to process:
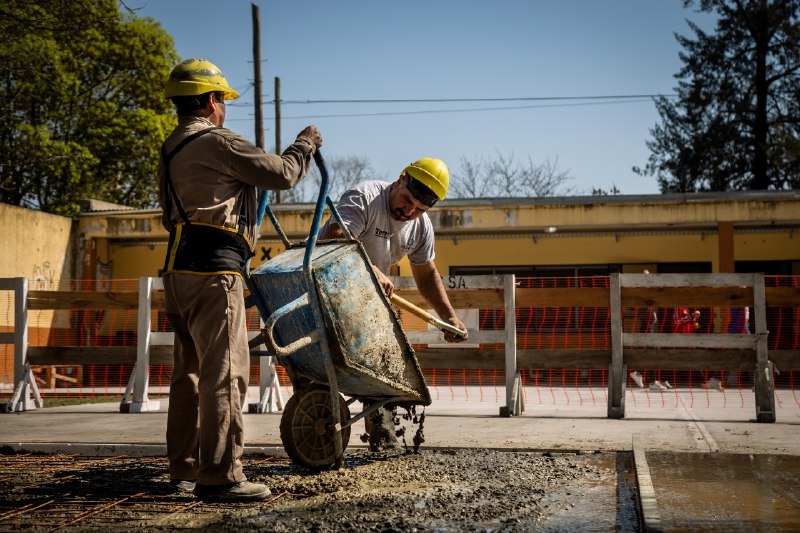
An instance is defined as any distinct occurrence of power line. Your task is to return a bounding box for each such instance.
[229,93,675,107]
[225,96,669,121]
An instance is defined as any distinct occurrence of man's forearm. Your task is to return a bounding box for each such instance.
[413,264,457,321]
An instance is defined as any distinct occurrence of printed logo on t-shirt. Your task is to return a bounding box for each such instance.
[402,236,416,253]
[374,228,390,239]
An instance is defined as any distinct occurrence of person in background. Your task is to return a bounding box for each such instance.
[318,157,467,449]
[159,58,322,501]
[722,305,751,388]
[673,306,700,334]
[631,269,658,389]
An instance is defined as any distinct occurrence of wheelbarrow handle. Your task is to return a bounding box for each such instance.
[390,293,468,340]
[262,292,322,356]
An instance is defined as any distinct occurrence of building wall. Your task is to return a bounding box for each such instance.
[0,203,74,289]
[0,203,74,385]
[75,192,800,281]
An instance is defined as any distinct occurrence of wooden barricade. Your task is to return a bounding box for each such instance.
[2,274,798,421]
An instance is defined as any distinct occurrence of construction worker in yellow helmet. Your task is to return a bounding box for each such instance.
[158,57,322,501]
[319,157,467,450]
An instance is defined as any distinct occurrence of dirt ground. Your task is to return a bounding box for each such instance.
[0,446,637,532]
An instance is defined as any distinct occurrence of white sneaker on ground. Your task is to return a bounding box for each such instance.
[630,371,644,388]
[649,381,668,391]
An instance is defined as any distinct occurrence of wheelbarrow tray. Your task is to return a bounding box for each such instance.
[249,240,431,405]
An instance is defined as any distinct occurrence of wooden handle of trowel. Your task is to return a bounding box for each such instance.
[390,294,468,339]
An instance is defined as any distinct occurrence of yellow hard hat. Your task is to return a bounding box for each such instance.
[164,58,239,100]
[404,158,450,202]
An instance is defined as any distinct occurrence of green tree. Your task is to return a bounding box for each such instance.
[637,0,800,192]
[0,0,179,217]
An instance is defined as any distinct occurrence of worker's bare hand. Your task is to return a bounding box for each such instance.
[443,316,468,343]
[297,125,322,148]
[373,266,394,298]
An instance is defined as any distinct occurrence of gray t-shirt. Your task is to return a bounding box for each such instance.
[320,180,435,272]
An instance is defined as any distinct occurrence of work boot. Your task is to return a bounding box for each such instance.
[194,481,271,501]
[169,479,196,493]
[364,406,399,451]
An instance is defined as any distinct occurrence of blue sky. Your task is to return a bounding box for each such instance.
[131,0,715,196]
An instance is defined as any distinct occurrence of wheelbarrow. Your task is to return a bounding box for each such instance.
[245,151,437,470]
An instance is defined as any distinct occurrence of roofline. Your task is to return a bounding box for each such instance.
[77,190,800,216]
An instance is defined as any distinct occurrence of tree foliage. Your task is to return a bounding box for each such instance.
[450,151,574,198]
[637,0,800,192]
[0,0,179,217]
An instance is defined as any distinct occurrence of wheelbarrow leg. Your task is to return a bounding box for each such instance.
[324,357,345,469]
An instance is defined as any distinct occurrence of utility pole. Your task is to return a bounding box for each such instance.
[274,76,281,156]
[251,3,264,151]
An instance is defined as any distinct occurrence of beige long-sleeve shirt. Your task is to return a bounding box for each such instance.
[158,116,315,247]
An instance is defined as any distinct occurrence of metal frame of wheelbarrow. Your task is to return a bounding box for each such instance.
[245,151,416,469]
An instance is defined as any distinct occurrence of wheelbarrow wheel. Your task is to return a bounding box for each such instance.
[280,385,350,470]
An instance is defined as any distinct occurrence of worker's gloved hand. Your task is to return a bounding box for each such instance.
[374,266,394,298]
[443,316,468,343]
[296,125,323,148]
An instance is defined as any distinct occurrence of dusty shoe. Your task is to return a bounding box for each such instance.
[194,481,271,501]
[169,479,196,493]
[630,371,644,388]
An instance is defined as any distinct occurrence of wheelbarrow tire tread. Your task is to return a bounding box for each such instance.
[280,385,350,470]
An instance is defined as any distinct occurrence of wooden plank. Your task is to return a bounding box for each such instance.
[394,289,505,309]
[624,332,754,349]
[624,348,756,370]
[765,286,800,306]
[0,278,19,290]
[28,346,139,365]
[25,345,799,372]
[405,330,504,344]
[519,349,611,368]
[621,287,755,307]
[753,274,775,422]
[516,288,610,308]
[27,345,174,365]
[388,275,504,290]
[609,273,624,418]
[27,291,138,310]
[621,273,756,288]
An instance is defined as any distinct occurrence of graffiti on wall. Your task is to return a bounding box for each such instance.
[31,262,58,290]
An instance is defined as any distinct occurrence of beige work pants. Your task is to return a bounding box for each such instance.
[164,272,250,485]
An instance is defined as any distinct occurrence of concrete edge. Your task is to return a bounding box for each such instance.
[632,434,663,533]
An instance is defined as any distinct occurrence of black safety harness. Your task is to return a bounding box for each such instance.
[161,127,254,276]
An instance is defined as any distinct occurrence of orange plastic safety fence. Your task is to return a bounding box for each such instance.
[1,276,798,407]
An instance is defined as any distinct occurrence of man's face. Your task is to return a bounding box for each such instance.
[388,175,430,221]
[210,92,226,127]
